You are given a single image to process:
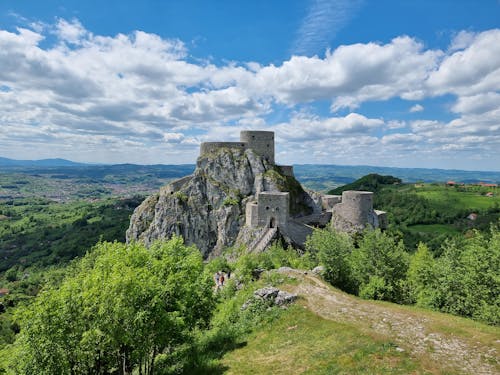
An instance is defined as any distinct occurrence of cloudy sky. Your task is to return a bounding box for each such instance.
[0,0,499,170]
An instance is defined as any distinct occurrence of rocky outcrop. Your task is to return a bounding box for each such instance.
[241,287,298,310]
[126,147,313,257]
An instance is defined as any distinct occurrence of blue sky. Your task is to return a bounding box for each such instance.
[0,0,499,170]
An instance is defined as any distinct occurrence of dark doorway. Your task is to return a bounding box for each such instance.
[269,217,276,228]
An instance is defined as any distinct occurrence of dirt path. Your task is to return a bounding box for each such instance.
[278,268,499,375]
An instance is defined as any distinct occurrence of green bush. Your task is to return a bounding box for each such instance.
[222,197,240,206]
[306,228,354,292]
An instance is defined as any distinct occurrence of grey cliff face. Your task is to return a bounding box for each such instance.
[126,148,310,257]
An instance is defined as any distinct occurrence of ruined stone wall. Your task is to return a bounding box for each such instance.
[256,192,289,229]
[246,201,259,228]
[200,142,246,156]
[240,131,275,164]
[278,165,294,177]
[160,175,194,195]
[374,210,388,229]
[321,194,342,210]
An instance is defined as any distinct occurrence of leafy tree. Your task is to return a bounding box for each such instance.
[429,228,500,324]
[305,228,355,292]
[407,242,436,305]
[7,237,215,374]
[350,229,409,303]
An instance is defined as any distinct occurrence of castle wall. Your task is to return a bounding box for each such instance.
[374,210,388,229]
[256,192,289,229]
[278,165,294,177]
[160,175,193,195]
[321,195,342,210]
[246,201,259,228]
[200,142,246,156]
[240,131,275,164]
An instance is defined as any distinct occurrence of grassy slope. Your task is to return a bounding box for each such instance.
[415,185,500,210]
[221,269,499,375]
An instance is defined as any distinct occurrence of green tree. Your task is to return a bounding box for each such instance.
[429,228,500,324]
[350,229,409,303]
[305,228,355,292]
[407,242,436,306]
[7,237,215,374]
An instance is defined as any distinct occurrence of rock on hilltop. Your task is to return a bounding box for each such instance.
[126,147,313,257]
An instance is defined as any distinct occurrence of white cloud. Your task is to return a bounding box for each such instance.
[292,0,363,55]
[272,112,384,142]
[0,18,499,168]
[409,104,424,113]
[427,29,500,96]
[248,36,442,110]
[55,18,88,44]
[451,92,500,114]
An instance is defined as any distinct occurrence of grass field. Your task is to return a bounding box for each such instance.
[415,185,500,210]
[222,306,420,374]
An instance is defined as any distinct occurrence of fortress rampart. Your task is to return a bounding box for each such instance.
[198,130,387,240]
[200,142,246,156]
[200,130,275,164]
[278,165,294,177]
[337,191,373,225]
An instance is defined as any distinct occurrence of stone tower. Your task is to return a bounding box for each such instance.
[246,192,289,229]
[240,130,275,164]
[331,191,385,233]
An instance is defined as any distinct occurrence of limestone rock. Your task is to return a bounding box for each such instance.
[275,290,298,306]
[242,286,297,310]
[312,265,325,275]
[126,147,312,257]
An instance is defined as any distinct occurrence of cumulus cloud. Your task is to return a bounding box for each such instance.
[0,18,499,168]
[409,104,424,113]
[427,29,500,96]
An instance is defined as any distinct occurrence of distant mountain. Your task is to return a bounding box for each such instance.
[0,157,87,167]
[293,164,500,188]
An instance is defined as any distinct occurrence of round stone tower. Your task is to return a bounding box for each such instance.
[332,191,378,233]
[240,130,275,164]
[339,191,374,225]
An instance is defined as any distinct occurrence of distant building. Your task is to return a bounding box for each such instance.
[478,182,498,188]
[0,288,10,297]
[446,181,456,186]
[467,213,478,221]
[486,192,494,197]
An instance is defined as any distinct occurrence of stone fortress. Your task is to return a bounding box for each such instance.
[127,129,387,257]
[200,131,387,251]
